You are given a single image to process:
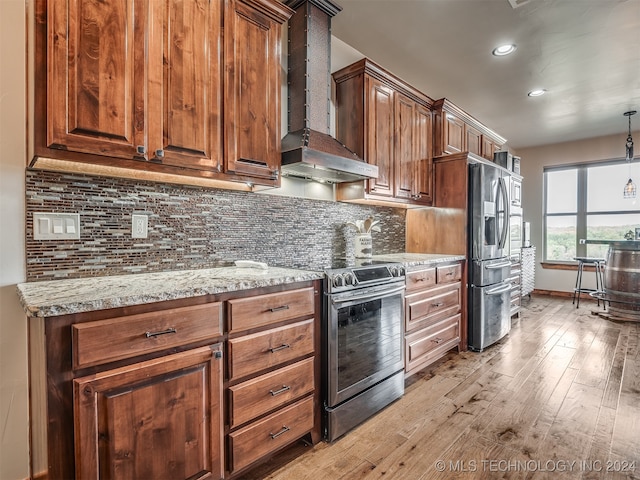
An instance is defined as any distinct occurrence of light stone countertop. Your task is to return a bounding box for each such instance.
[372,253,466,267]
[17,266,324,318]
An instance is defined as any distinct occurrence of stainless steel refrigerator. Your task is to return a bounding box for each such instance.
[468,158,513,351]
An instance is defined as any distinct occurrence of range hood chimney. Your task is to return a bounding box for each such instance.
[281,0,378,183]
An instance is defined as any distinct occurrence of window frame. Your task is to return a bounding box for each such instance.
[543,159,640,263]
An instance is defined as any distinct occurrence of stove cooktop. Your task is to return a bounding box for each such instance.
[323,260,405,293]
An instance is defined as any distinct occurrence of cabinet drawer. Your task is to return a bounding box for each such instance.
[72,303,223,369]
[228,395,314,473]
[228,287,315,333]
[437,263,462,284]
[406,268,436,292]
[405,314,460,373]
[405,282,461,333]
[228,319,314,380]
[229,357,314,428]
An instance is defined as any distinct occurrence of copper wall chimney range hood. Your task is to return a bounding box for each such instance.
[281,0,378,183]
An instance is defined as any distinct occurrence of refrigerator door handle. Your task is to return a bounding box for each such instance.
[498,177,510,250]
[485,283,512,295]
[485,261,512,269]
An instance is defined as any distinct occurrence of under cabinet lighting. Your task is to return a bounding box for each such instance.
[492,44,517,56]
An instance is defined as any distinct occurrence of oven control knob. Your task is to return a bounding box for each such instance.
[343,272,356,286]
[388,265,399,277]
[331,274,344,288]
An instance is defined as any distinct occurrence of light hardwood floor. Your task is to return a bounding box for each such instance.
[239,295,640,480]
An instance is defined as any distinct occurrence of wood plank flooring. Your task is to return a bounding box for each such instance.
[238,295,640,480]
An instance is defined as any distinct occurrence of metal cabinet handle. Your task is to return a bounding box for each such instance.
[446,272,454,276]
[155,149,164,158]
[145,327,177,338]
[269,426,290,439]
[269,385,291,396]
[269,305,290,313]
[136,145,147,155]
[431,337,444,344]
[269,344,291,353]
[432,302,444,308]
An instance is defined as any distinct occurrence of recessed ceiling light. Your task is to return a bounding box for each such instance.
[528,89,546,97]
[492,44,517,56]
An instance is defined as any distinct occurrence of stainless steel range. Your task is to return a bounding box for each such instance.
[322,261,405,441]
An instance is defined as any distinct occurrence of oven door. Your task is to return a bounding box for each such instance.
[326,283,405,407]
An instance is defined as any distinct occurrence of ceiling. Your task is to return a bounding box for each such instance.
[328,0,640,151]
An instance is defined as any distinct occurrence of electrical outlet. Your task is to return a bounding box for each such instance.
[132,214,149,239]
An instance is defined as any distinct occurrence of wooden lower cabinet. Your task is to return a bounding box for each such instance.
[228,396,314,472]
[29,281,320,480]
[404,261,465,375]
[225,286,320,477]
[74,346,224,480]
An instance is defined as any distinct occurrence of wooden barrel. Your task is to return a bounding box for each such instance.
[603,242,640,322]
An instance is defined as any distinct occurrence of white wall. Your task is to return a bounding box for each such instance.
[0,1,29,479]
[518,131,640,294]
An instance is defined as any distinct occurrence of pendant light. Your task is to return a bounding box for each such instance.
[623,110,636,199]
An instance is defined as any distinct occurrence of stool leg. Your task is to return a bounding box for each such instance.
[575,262,583,308]
[573,262,580,306]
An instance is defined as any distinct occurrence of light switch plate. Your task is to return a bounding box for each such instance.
[33,213,80,240]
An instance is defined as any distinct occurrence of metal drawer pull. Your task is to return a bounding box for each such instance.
[269,385,291,396]
[145,327,177,338]
[416,277,426,282]
[269,426,290,439]
[269,305,290,312]
[432,302,444,307]
[269,344,291,353]
[446,272,454,276]
[431,337,444,344]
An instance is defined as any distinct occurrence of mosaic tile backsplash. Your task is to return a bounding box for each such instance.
[25,171,406,281]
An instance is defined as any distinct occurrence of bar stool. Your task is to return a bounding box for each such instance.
[572,257,606,309]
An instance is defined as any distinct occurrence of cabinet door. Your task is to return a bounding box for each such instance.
[466,124,482,156]
[366,77,395,197]
[394,92,415,200]
[481,136,496,161]
[443,113,465,154]
[224,0,288,181]
[148,0,222,171]
[412,104,433,204]
[47,0,146,160]
[74,345,224,480]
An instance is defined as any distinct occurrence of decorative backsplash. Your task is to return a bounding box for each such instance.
[25,170,406,281]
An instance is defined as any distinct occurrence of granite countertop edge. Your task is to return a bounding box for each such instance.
[372,253,466,267]
[17,266,324,318]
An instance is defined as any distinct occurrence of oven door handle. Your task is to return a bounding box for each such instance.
[330,285,406,305]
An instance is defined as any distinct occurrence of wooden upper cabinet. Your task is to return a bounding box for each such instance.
[394,92,416,201]
[441,113,465,155]
[38,0,292,186]
[334,58,434,206]
[47,0,145,159]
[413,104,433,204]
[465,124,482,156]
[482,136,497,161]
[367,77,395,198]
[224,0,291,181]
[433,98,506,161]
[150,0,222,171]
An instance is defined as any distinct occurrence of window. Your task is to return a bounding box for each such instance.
[544,160,640,262]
